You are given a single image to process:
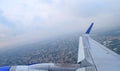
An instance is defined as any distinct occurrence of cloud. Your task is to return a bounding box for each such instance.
[0,0,120,47]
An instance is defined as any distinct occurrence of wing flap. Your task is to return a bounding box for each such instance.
[77,37,85,63]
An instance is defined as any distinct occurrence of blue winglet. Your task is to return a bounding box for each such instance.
[85,22,94,34]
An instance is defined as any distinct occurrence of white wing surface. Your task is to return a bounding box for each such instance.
[77,23,120,71]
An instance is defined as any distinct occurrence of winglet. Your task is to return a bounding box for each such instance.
[85,22,94,34]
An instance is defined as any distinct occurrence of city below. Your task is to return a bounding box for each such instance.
[0,32,120,66]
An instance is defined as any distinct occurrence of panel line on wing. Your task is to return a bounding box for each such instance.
[83,35,98,71]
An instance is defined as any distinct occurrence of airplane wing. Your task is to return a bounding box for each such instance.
[77,23,120,71]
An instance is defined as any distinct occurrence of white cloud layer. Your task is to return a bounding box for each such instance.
[0,0,120,47]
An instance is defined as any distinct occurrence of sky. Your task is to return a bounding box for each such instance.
[0,0,120,47]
